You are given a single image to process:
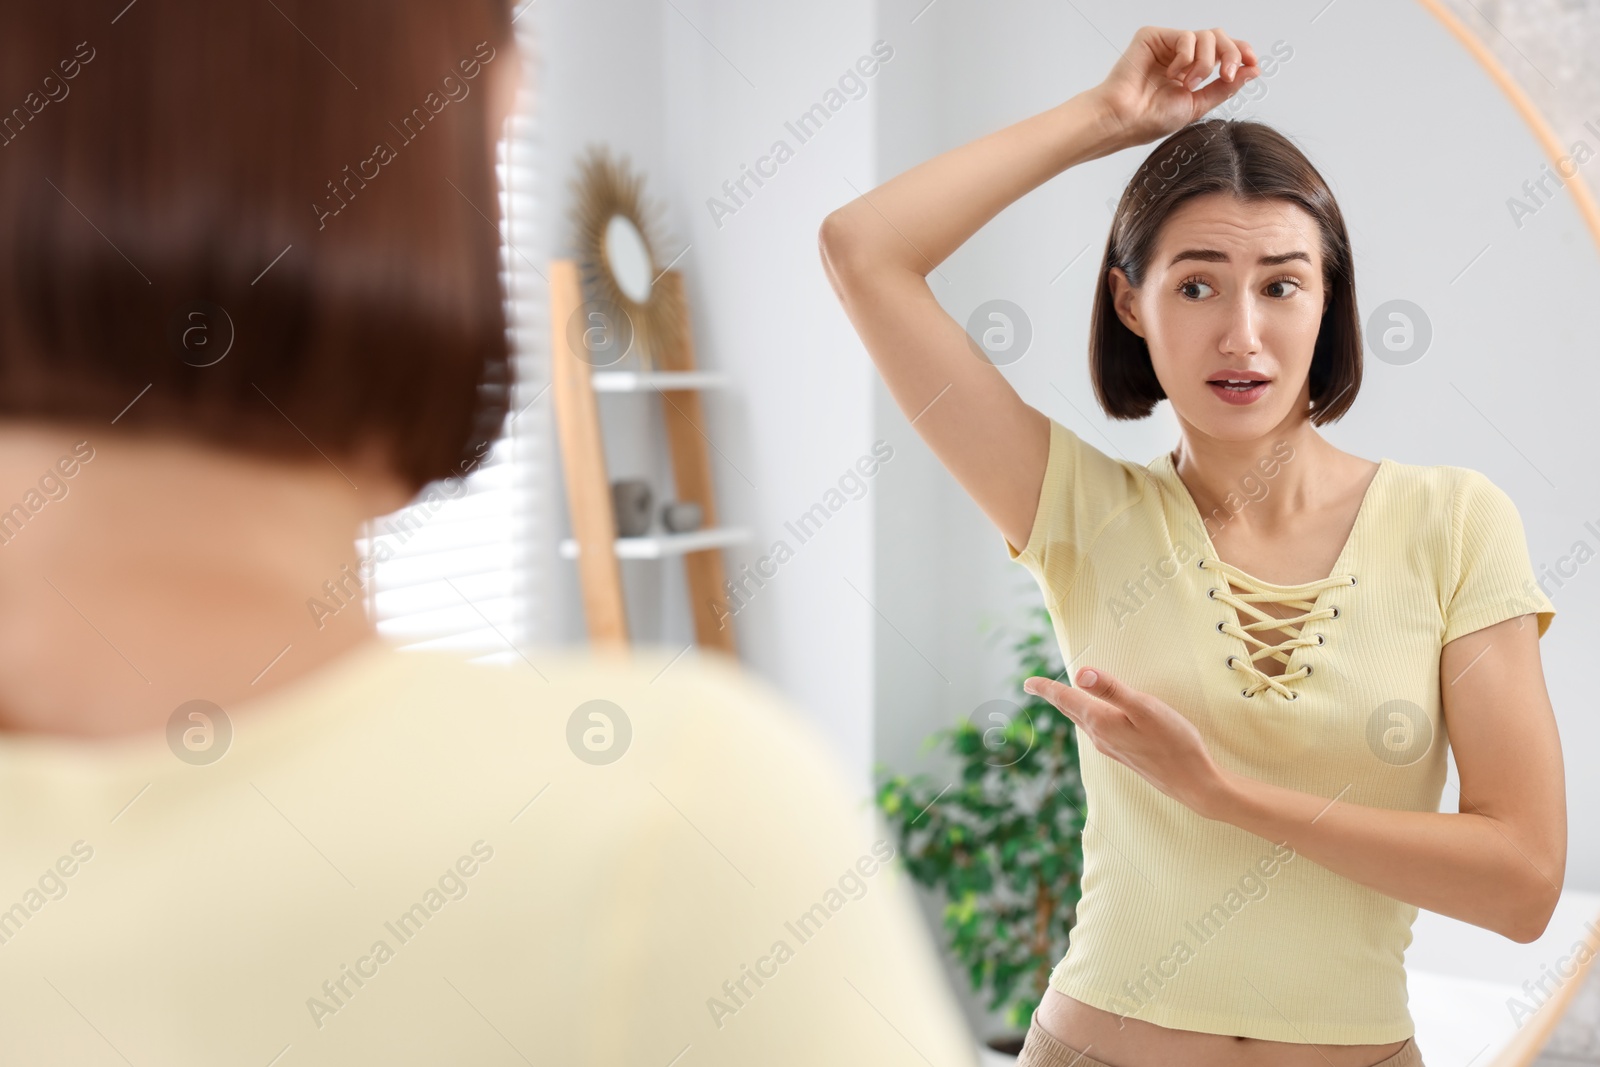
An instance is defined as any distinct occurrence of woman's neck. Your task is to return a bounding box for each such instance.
[0,420,407,740]
[1168,417,1364,539]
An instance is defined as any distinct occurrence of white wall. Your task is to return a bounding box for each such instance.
[661,0,887,792]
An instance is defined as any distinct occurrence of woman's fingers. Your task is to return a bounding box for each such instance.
[1150,26,1256,91]
[1163,28,1196,84]
[1073,666,1126,707]
[1214,29,1244,81]
[1027,668,1219,813]
[1185,29,1218,90]
[1025,670,1130,729]
[1024,675,1070,709]
[1189,63,1259,114]
[1023,675,1089,726]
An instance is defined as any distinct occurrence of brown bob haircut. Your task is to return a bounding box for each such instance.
[0,1,516,496]
[1090,119,1361,427]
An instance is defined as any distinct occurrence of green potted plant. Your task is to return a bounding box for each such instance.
[875,605,1086,1058]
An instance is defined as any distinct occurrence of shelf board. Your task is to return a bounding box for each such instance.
[559,526,750,560]
[590,370,730,393]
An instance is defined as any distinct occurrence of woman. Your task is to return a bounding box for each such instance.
[0,6,983,1064]
[820,24,1563,1067]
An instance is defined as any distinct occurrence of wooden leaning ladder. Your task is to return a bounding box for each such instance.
[547,260,736,655]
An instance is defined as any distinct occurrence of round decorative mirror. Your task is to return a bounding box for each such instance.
[568,144,684,371]
[603,215,653,304]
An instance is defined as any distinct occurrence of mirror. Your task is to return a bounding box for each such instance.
[567,143,685,372]
[604,214,653,304]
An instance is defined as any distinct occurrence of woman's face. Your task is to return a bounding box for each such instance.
[1109,193,1328,442]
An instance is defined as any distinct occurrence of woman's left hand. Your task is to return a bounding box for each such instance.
[1025,668,1231,820]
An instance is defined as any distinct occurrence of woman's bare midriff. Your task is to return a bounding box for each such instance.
[1036,988,1410,1067]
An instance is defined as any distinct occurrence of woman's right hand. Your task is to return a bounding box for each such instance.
[1090,27,1261,151]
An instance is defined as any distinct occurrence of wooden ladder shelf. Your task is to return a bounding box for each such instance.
[548,260,738,655]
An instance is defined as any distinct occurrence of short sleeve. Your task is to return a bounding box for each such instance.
[1005,417,1146,599]
[1442,470,1556,645]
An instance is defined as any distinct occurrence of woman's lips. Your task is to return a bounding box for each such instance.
[1207,379,1270,404]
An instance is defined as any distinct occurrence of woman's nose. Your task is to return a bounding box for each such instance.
[1220,296,1262,356]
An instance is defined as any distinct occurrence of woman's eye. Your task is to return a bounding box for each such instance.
[1177,279,1213,300]
[1265,278,1302,298]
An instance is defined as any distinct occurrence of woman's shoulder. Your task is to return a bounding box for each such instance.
[1363,458,1535,569]
[369,642,839,754]
[1378,456,1520,513]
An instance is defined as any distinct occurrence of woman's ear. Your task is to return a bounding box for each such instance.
[1107,267,1146,338]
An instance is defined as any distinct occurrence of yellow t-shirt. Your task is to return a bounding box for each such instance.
[1006,418,1557,1043]
[0,640,981,1066]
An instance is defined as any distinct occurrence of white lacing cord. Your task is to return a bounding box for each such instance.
[1199,557,1355,700]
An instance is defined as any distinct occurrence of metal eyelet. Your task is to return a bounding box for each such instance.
[1303,664,1314,677]
[1329,606,1340,619]
[1241,688,1254,698]
[1288,691,1299,701]
[1226,656,1237,670]
[1216,620,1227,633]
[1198,558,1207,569]
[1207,587,1217,599]
[1348,576,1358,586]
[1314,633,1325,646]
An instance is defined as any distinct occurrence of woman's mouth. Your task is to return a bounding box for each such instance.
[1206,379,1270,404]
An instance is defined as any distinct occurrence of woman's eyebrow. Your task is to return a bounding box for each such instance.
[1167,248,1313,267]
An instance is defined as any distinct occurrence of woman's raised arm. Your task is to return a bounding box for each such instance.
[817,27,1260,550]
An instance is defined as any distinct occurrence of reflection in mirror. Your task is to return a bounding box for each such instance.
[819,8,1599,1066]
[604,214,653,303]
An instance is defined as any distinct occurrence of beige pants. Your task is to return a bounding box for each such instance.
[1015,1014,1425,1067]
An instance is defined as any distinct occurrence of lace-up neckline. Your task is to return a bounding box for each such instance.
[1156,451,1390,701]
[1200,558,1356,699]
